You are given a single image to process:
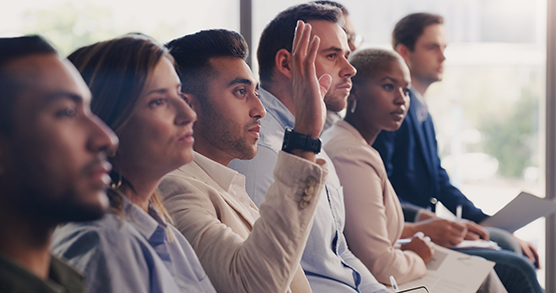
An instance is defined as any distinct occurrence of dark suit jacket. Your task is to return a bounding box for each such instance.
[373,90,489,223]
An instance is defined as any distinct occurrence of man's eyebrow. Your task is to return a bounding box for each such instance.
[321,46,343,53]
[228,77,253,87]
[43,92,83,104]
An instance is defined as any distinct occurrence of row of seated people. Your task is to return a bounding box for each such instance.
[0,2,543,293]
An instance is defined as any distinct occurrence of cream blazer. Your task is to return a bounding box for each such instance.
[322,120,426,284]
[158,151,327,293]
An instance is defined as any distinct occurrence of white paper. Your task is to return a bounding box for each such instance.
[449,240,499,250]
[481,192,556,233]
[395,245,495,293]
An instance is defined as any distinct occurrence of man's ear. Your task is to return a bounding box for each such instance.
[274,49,293,79]
[395,44,411,66]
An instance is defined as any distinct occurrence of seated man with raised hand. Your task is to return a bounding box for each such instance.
[228,3,388,292]
[0,35,117,292]
[158,25,328,293]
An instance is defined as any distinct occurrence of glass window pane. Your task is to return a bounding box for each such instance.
[0,0,240,56]
[253,0,546,287]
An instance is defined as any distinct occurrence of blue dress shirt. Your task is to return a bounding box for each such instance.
[51,196,216,293]
[229,88,389,293]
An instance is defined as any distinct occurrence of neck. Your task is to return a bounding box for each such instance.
[344,115,381,145]
[410,75,432,97]
[0,204,55,279]
[193,138,232,166]
[261,81,295,117]
[118,171,161,213]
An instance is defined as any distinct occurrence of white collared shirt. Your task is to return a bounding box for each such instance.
[194,152,260,222]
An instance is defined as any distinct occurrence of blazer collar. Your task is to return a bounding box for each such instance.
[178,152,258,227]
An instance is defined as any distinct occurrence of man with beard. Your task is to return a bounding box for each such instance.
[228,3,388,293]
[158,26,329,292]
[0,35,117,292]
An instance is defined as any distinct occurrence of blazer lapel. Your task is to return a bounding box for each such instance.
[179,162,256,229]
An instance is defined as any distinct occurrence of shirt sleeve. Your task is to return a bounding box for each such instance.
[332,146,427,285]
[51,222,179,293]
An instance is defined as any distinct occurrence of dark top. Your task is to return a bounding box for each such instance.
[0,253,85,293]
[373,89,489,223]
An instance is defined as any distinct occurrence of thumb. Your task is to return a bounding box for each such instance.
[318,73,332,97]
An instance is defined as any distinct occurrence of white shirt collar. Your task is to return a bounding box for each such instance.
[193,151,245,193]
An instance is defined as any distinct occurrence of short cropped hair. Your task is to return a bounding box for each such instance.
[166,29,248,101]
[313,1,348,15]
[0,35,57,134]
[392,13,443,51]
[349,48,402,86]
[257,3,342,83]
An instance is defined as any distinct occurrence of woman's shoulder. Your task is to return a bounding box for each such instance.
[52,212,152,259]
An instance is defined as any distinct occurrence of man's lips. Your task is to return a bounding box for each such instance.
[88,160,112,186]
[337,83,352,90]
[248,125,261,134]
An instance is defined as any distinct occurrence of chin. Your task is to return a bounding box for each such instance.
[325,97,348,112]
[53,193,109,222]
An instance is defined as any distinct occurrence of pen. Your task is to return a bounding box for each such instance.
[456,204,462,221]
[390,275,399,292]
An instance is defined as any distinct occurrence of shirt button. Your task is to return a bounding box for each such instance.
[303,186,314,200]
[305,176,317,187]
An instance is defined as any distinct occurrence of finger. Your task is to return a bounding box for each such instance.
[297,22,313,61]
[414,231,425,239]
[465,222,489,240]
[423,236,431,243]
[303,35,319,84]
[522,245,537,265]
[451,221,466,232]
[318,73,332,96]
[464,231,480,240]
[529,245,540,269]
[449,235,464,246]
[521,242,540,268]
[292,20,305,58]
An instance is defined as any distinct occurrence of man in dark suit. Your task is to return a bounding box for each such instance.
[373,12,540,267]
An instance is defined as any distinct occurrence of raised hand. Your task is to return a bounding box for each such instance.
[291,20,332,140]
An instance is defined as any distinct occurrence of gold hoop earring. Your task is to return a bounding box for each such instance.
[350,99,357,113]
[110,172,122,189]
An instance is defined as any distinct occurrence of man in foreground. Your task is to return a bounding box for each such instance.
[0,35,117,292]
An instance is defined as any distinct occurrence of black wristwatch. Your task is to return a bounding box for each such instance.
[282,127,321,154]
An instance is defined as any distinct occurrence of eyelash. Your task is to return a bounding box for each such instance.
[56,107,76,118]
[148,98,166,107]
[383,84,394,91]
